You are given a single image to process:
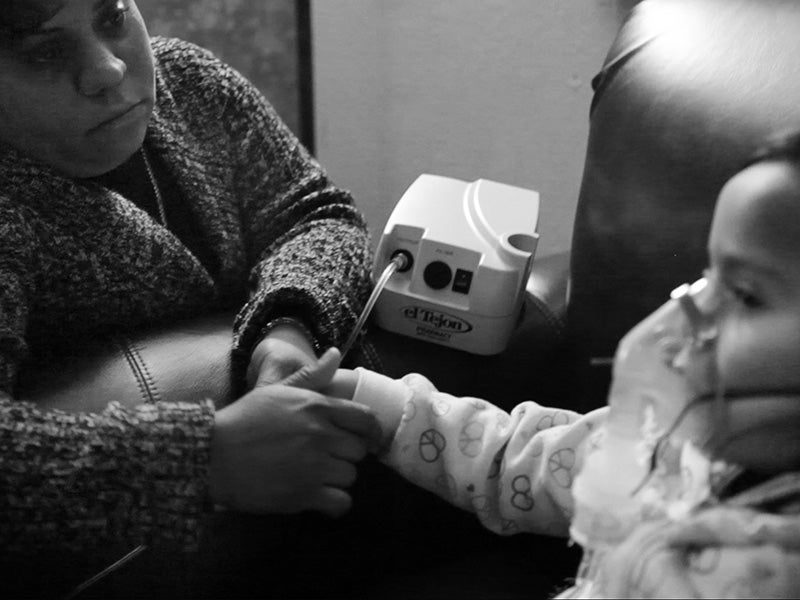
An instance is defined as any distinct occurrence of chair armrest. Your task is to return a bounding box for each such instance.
[17,252,573,416]
[526,250,570,331]
[17,313,235,413]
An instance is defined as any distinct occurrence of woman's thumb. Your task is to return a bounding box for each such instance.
[281,347,342,390]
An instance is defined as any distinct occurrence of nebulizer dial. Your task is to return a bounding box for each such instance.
[570,277,719,570]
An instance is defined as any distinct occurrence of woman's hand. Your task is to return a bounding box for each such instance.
[246,320,318,389]
[210,349,381,517]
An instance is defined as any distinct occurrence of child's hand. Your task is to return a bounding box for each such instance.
[324,368,360,401]
[282,354,381,453]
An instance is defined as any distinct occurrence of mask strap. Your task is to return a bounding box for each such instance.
[631,393,716,495]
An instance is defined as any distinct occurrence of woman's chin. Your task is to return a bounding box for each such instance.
[61,143,144,178]
[69,118,149,177]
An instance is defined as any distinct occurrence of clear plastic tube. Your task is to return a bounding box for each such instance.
[340,252,409,360]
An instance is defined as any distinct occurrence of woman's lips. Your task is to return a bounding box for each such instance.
[90,101,148,134]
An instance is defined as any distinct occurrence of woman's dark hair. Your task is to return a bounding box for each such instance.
[742,128,800,170]
[0,2,61,43]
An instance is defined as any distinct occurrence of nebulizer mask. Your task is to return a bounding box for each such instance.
[570,276,722,552]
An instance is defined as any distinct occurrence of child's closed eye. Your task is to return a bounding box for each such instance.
[718,277,764,311]
[729,284,763,309]
[706,268,765,311]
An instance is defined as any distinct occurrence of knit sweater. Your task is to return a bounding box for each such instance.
[0,37,372,558]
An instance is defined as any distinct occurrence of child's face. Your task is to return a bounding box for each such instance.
[701,159,800,471]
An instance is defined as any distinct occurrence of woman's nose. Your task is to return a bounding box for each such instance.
[76,40,126,97]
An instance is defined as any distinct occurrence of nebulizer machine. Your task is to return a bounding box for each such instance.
[568,276,721,595]
[342,173,540,358]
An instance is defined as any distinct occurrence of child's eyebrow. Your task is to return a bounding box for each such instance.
[719,253,787,284]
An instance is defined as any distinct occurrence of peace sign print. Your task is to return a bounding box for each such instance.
[536,411,571,431]
[547,448,576,489]
[510,474,535,511]
[458,420,485,457]
[419,428,446,462]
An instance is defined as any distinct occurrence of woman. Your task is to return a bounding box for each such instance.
[0,0,379,587]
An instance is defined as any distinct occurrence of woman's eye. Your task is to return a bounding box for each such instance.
[24,41,65,65]
[100,4,130,33]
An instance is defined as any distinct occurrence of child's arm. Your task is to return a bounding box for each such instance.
[329,367,607,538]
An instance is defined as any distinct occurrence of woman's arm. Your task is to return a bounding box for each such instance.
[216,63,372,381]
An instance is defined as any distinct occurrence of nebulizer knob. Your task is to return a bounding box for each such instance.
[570,278,717,552]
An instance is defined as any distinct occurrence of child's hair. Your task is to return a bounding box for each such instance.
[742,128,800,170]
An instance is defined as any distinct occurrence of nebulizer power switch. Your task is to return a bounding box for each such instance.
[452,269,473,294]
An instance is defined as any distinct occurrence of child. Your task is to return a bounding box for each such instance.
[305,130,800,598]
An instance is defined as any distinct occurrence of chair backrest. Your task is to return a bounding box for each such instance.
[568,0,800,408]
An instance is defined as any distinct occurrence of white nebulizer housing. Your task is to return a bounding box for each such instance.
[372,174,540,355]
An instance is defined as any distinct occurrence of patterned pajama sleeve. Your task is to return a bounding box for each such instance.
[353,368,608,538]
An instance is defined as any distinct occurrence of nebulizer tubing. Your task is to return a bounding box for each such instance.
[340,251,411,360]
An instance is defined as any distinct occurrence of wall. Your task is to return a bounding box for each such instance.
[136,0,302,136]
[311,1,635,257]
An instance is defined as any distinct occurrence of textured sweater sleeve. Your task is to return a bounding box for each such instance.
[353,368,608,538]
[0,206,215,557]
[0,396,214,555]
[216,61,373,369]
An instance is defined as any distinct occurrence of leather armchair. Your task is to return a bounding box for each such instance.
[15,0,800,596]
[567,0,800,410]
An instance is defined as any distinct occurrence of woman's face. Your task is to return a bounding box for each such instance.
[0,0,154,177]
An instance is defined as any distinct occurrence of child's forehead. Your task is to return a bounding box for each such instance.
[728,161,800,226]
[714,161,800,261]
